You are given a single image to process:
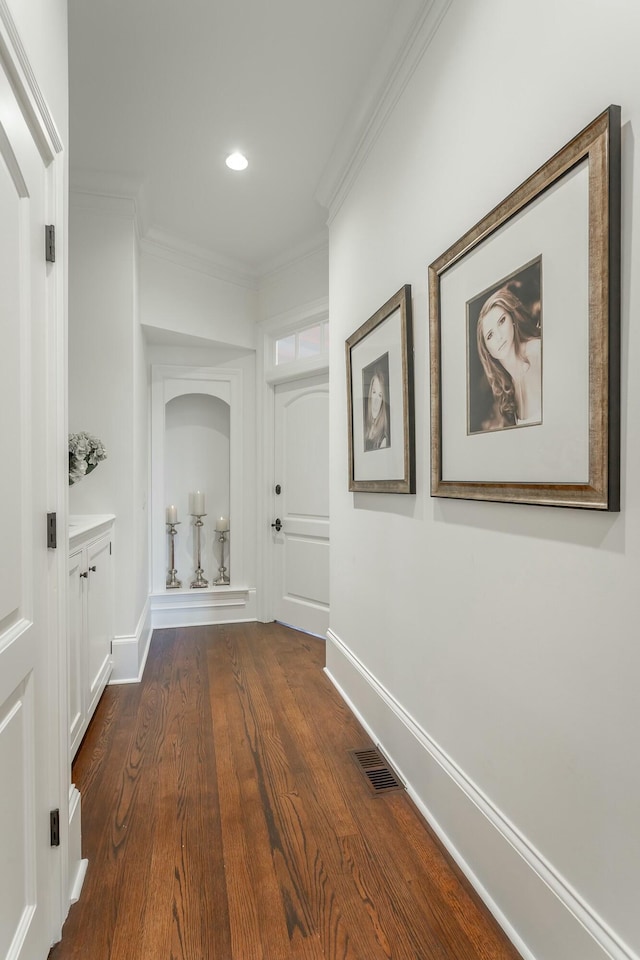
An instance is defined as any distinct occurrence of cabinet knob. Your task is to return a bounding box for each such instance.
[89,565,97,572]
[80,571,88,578]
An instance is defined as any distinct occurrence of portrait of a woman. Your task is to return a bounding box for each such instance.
[469,266,542,433]
[363,356,390,451]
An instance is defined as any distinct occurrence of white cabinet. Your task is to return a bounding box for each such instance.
[68,516,115,758]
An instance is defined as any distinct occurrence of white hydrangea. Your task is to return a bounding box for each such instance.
[68,432,107,486]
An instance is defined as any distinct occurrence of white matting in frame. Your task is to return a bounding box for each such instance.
[440,161,590,484]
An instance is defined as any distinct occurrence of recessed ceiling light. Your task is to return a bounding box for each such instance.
[226,152,248,171]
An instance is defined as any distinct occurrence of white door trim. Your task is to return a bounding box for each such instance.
[0,2,68,944]
[257,376,278,624]
[47,146,72,937]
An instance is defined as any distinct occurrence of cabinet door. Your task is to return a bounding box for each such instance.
[68,550,85,758]
[86,535,113,718]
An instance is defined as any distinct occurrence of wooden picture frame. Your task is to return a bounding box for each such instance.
[346,285,415,493]
[429,105,621,510]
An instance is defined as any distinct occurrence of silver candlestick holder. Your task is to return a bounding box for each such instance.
[190,514,209,589]
[166,521,182,589]
[214,528,230,585]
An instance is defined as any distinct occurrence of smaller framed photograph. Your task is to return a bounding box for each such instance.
[346,285,415,493]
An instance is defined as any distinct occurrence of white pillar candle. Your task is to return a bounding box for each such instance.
[166,505,178,524]
[191,491,205,515]
[216,516,229,532]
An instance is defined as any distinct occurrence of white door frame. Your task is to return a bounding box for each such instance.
[0,1,68,947]
[256,300,329,624]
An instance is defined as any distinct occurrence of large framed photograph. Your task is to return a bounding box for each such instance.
[346,285,415,493]
[429,105,621,510]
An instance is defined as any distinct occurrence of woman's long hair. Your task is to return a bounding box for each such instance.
[476,284,539,428]
[366,371,389,448]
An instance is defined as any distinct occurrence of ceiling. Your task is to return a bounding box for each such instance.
[68,0,422,278]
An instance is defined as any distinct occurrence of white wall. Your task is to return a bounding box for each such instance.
[328,2,640,960]
[140,247,258,349]
[258,243,328,322]
[69,196,149,642]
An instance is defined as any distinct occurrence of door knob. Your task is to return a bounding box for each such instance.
[89,565,97,572]
[271,518,282,532]
[80,571,88,578]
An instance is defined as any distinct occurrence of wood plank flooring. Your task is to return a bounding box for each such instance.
[49,622,523,960]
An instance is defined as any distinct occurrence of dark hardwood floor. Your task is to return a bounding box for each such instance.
[49,622,522,960]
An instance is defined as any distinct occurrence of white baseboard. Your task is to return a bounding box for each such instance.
[109,590,258,684]
[150,586,256,629]
[67,784,87,905]
[110,597,152,684]
[69,858,88,906]
[325,629,637,960]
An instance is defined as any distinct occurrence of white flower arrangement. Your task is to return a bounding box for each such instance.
[68,432,107,486]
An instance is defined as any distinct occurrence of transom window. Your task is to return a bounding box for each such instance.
[275,321,329,366]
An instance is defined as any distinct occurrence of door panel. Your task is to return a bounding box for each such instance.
[0,677,36,960]
[285,536,329,606]
[273,375,329,637]
[0,54,52,960]
[284,393,330,517]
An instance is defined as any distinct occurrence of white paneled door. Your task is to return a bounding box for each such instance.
[272,375,330,637]
[0,51,55,960]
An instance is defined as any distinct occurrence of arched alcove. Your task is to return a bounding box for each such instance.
[165,393,230,584]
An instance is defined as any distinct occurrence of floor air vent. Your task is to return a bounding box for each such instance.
[349,747,404,796]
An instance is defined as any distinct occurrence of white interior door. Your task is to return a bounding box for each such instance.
[0,57,55,960]
[272,374,330,637]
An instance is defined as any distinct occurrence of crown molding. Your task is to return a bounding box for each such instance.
[69,170,327,291]
[70,188,137,220]
[141,228,259,291]
[258,229,329,282]
[315,0,453,223]
[69,171,258,288]
[69,170,143,223]
[0,0,63,162]
[70,168,144,198]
